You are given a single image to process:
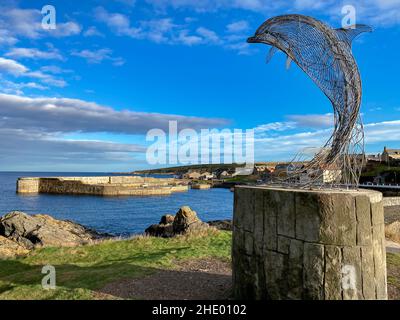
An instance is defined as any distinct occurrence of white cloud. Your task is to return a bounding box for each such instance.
[0,57,28,75]
[0,93,229,135]
[47,22,81,37]
[0,8,81,40]
[196,27,220,44]
[0,57,68,88]
[71,48,125,66]
[226,20,250,33]
[0,29,18,46]
[5,47,64,60]
[286,113,334,129]
[83,26,104,37]
[176,30,203,46]
[94,6,142,38]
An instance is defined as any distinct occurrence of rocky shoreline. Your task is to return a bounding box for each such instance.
[0,207,232,258]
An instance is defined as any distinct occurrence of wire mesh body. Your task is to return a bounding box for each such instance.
[248,14,372,188]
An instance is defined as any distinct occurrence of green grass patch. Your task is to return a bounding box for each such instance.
[0,230,231,300]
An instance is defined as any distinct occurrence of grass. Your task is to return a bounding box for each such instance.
[387,253,400,290]
[1,230,399,300]
[0,229,232,300]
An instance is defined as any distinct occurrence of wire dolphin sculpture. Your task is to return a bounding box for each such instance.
[248,14,372,187]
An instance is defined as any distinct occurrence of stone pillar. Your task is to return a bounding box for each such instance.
[232,186,387,300]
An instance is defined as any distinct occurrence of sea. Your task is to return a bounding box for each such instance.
[0,172,233,236]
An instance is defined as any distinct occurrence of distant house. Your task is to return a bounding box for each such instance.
[217,170,231,179]
[183,171,201,179]
[382,146,400,164]
[199,172,214,180]
[253,165,274,175]
[272,163,297,179]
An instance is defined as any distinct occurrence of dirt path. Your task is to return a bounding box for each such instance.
[98,255,400,300]
[98,258,232,300]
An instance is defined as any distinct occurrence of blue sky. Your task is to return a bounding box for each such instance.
[0,0,400,171]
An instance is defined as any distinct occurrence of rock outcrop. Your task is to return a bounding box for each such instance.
[0,211,110,257]
[0,235,30,258]
[207,220,232,231]
[386,220,400,244]
[145,206,209,238]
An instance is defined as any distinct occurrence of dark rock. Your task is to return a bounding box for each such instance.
[0,211,110,250]
[145,206,209,237]
[145,224,174,238]
[160,214,175,225]
[207,220,232,231]
[173,206,208,234]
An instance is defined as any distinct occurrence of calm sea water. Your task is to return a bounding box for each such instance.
[0,172,233,236]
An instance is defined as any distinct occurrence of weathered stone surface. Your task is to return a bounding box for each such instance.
[324,245,342,300]
[372,223,388,299]
[356,195,372,246]
[243,231,254,255]
[342,247,362,300]
[277,235,291,254]
[287,239,304,300]
[264,250,288,300]
[253,189,264,256]
[361,246,375,299]
[303,243,325,299]
[295,192,321,242]
[371,201,384,226]
[276,191,295,238]
[240,188,255,232]
[385,220,400,244]
[263,191,277,251]
[0,211,108,249]
[0,235,30,258]
[319,193,357,246]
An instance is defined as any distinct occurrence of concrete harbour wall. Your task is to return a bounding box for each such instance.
[17,177,188,196]
[232,186,387,300]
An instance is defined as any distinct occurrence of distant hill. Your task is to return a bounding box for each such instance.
[133,164,245,175]
[132,162,287,175]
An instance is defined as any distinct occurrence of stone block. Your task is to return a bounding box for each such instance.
[372,224,388,300]
[371,201,384,226]
[303,242,324,299]
[277,235,291,254]
[324,245,342,300]
[295,191,321,242]
[355,195,372,246]
[263,191,277,251]
[319,193,357,246]
[253,189,264,256]
[264,250,288,300]
[276,191,295,238]
[287,239,304,300]
[342,247,362,300]
[361,246,375,299]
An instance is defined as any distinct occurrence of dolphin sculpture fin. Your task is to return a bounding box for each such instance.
[335,24,373,47]
[266,47,278,64]
[286,55,292,70]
